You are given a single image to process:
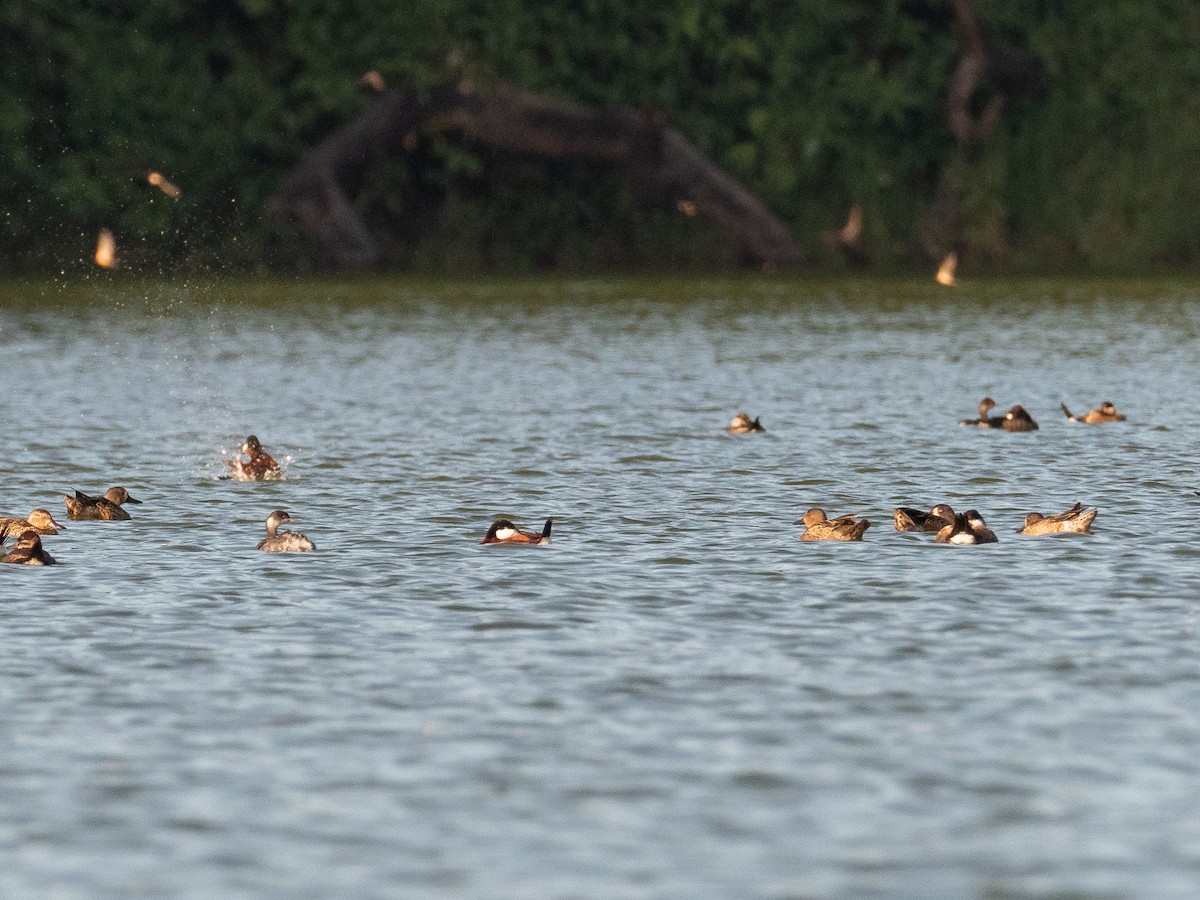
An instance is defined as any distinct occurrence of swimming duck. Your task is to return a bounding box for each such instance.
[224,434,282,481]
[256,510,315,552]
[1019,503,1097,535]
[959,398,1005,428]
[893,503,956,533]
[63,487,142,521]
[795,508,870,541]
[935,509,998,544]
[1,530,56,565]
[960,398,1038,431]
[1002,405,1038,431]
[725,413,765,434]
[480,518,553,545]
[0,508,65,536]
[1061,401,1126,424]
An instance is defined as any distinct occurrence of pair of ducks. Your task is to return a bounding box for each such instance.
[237,438,549,551]
[256,512,554,553]
[0,507,66,565]
[959,398,1039,432]
[894,502,1097,541]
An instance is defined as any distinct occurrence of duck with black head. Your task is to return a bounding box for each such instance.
[480,518,553,545]
[725,413,765,434]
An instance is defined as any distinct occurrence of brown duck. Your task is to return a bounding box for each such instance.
[1,530,57,565]
[795,508,870,541]
[1061,401,1125,424]
[0,508,65,536]
[64,487,142,521]
[1019,503,1097,535]
[893,503,956,533]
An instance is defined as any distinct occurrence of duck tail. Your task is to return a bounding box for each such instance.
[541,518,553,538]
[1060,402,1076,420]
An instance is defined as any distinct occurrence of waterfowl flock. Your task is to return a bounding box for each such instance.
[1,399,1122,565]
[728,397,1120,545]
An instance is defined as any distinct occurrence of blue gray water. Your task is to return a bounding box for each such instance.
[2,276,1199,898]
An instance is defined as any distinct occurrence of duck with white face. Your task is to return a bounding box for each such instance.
[725,413,765,434]
[935,509,998,544]
[480,518,552,545]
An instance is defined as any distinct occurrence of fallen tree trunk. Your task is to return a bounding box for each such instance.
[265,79,804,271]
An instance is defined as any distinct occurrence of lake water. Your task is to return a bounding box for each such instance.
[2,276,1199,898]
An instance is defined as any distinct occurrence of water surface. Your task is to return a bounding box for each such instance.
[2,276,1199,898]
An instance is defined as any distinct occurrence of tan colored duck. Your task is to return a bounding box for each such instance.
[893,503,956,533]
[64,487,142,521]
[256,510,315,552]
[725,413,765,434]
[0,508,65,536]
[959,398,1038,431]
[795,508,870,541]
[935,509,998,544]
[1,530,57,565]
[1019,503,1097,535]
[1061,401,1125,423]
[480,518,553,545]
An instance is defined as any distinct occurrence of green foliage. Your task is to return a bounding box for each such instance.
[1,0,1197,273]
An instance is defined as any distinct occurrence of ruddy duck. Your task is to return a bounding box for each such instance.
[256,510,315,552]
[795,508,870,541]
[935,509,998,544]
[1,530,56,565]
[1061,401,1125,424]
[725,413,765,434]
[480,518,553,545]
[0,508,65,536]
[64,487,142,521]
[959,398,1038,431]
[1020,503,1097,535]
[224,435,282,481]
[893,503,956,533]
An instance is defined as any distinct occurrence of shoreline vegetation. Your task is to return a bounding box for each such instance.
[4,1,1199,277]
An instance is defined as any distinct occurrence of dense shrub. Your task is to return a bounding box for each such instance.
[1,0,1197,273]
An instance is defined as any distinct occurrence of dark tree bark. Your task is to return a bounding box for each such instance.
[266,80,805,271]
